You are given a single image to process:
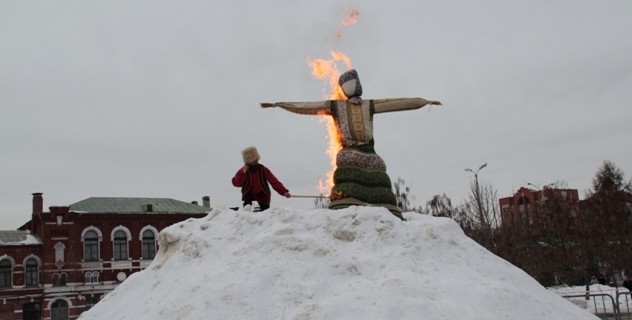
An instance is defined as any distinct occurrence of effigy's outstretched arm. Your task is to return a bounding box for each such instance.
[261,101,331,116]
[372,98,441,114]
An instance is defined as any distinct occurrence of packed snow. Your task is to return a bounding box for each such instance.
[79,207,598,320]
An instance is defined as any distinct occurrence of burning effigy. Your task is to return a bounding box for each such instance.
[261,69,441,219]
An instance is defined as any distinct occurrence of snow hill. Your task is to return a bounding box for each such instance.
[79,207,598,320]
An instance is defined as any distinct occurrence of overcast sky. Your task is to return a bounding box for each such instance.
[2,0,631,229]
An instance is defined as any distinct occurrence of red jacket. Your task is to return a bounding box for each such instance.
[232,164,288,201]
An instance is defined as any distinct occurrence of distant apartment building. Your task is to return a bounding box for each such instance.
[0,193,211,320]
[498,186,581,233]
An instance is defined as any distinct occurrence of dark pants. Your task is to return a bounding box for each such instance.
[243,193,270,211]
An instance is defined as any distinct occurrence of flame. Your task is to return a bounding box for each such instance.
[336,9,360,39]
[308,51,353,193]
[308,8,359,195]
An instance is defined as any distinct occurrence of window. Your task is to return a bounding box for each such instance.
[518,196,533,225]
[84,271,99,284]
[520,206,533,226]
[569,208,577,228]
[51,299,69,320]
[52,273,67,287]
[113,230,128,260]
[84,230,99,262]
[54,242,65,265]
[84,296,100,312]
[25,258,38,287]
[142,230,156,260]
[0,259,11,288]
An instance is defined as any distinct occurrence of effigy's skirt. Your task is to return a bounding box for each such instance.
[328,146,403,220]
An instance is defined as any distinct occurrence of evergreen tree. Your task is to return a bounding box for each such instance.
[588,160,632,196]
[580,160,632,285]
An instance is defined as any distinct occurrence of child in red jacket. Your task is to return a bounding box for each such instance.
[232,146,291,211]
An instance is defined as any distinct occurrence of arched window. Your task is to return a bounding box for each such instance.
[142,230,156,259]
[51,299,68,320]
[25,258,39,287]
[113,230,128,260]
[84,271,99,284]
[52,273,67,287]
[84,230,99,262]
[54,242,65,266]
[0,259,11,288]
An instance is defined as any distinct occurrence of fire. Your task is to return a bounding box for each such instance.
[308,53,350,101]
[308,50,352,193]
[308,8,359,194]
[336,9,360,39]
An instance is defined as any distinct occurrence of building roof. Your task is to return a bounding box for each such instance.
[70,197,211,214]
[0,230,42,246]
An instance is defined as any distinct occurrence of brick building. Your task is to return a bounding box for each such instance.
[499,186,581,233]
[0,193,211,320]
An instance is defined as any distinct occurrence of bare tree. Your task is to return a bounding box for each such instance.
[394,177,423,213]
[467,179,501,229]
[461,164,500,248]
[425,194,455,218]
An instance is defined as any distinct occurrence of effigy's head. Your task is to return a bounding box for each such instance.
[339,69,362,99]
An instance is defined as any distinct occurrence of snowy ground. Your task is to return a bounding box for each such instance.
[79,207,599,320]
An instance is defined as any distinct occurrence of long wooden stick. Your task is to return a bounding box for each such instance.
[291,195,329,199]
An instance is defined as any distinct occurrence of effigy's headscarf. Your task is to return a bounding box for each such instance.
[339,69,363,99]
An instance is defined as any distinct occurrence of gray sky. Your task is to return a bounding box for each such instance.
[2,0,631,229]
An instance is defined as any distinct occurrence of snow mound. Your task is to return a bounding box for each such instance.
[79,207,598,320]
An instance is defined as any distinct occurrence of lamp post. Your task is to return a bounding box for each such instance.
[528,182,554,210]
[527,182,540,191]
[465,163,487,225]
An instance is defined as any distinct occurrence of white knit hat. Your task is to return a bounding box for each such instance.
[241,146,260,164]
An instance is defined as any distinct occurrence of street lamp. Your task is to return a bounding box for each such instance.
[465,163,487,224]
[528,182,555,202]
[465,163,487,176]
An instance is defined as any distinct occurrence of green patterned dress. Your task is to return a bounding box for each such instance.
[270,97,432,219]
